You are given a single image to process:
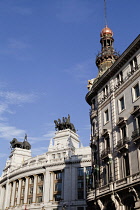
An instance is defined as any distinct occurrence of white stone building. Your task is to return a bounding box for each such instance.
[86,26,140,210]
[0,126,91,210]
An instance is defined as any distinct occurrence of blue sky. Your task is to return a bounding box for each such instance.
[0,0,140,175]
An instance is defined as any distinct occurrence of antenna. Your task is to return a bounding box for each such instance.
[104,0,108,26]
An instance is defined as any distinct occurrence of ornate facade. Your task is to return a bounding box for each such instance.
[86,26,140,210]
[0,126,91,210]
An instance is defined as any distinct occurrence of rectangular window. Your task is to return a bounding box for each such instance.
[92,122,95,136]
[63,152,66,157]
[36,196,43,203]
[137,115,140,129]
[27,197,33,204]
[132,83,140,101]
[105,136,110,149]
[21,188,25,196]
[54,171,62,202]
[38,174,44,183]
[119,96,125,112]
[21,179,25,186]
[104,109,109,124]
[121,125,127,139]
[57,153,61,158]
[130,56,138,72]
[20,199,24,205]
[92,99,96,110]
[52,154,55,159]
[121,154,130,178]
[55,172,62,180]
[86,167,92,191]
[103,85,108,98]
[77,167,84,199]
[78,167,84,177]
[29,176,34,184]
[55,183,62,192]
[117,71,123,84]
[37,185,43,194]
[29,186,33,195]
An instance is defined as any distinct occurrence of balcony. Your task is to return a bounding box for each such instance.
[101,129,109,138]
[101,148,112,162]
[131,106,140,116]
[131,128,140,144]
[116,117,127,127]
[90,109,97,120]
[116,137,130,153]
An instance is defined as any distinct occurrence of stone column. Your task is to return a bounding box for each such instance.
[17,179,22,205]
[24,177,29,204]
[49,172,54,201]
[4,181,12,209]
[33,175,37,203]
[43,171,47,203]
[44,170,50,203]
[11,181,16,207]
[0,185,6,209]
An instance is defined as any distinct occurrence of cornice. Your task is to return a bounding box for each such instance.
[0,158,91,184]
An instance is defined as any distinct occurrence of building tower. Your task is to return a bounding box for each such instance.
[96,25,119,74]
[86,21,140,210]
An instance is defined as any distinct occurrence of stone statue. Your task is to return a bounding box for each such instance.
[54,114,76,133]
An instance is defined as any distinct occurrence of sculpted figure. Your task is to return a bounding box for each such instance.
[54,120,59,131]
[10,135,31,150]
[54,114,76,133]
[10,138,23,149]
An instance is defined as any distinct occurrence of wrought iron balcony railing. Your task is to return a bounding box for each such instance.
[116,137,129,153]
[90,109,97,120]
[101,148,112,161]
[131,128,140,144]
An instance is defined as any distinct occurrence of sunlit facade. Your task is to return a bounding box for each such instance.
[86,27,140,210]
[0,129,91,210]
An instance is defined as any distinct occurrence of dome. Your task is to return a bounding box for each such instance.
[100,25,113,37]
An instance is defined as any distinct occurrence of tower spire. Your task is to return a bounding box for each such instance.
[104,0,108,26]
[95,1,120,74]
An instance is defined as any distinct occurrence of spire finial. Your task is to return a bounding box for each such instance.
[104,0,108,26]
